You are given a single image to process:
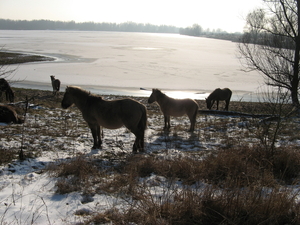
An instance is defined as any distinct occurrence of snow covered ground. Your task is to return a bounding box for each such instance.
[0,95,299,224]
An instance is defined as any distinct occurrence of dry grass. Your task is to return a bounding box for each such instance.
[47,154,104,194]
[2,87,300,224]
[45,144,300,224]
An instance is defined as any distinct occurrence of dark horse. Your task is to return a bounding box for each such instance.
[61,86,147,152]
[206,88,232,111]
[148,89,199,131]
[0,105,24,124]
[50,75,61,96]
[0,78,14,102]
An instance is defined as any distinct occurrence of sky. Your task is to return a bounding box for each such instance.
[0,0,263,33]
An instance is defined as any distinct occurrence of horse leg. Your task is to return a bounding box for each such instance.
[96,125,102,148]
[224,99,230,111]
[216,100,219,110]
[163,115,169,130]
[164,115,171,131]
[188,110,197,132]
[132,132,145,153]
[211,100,215,110]
[138,131,145,152]
[127,125,144,153]
[133,137,140,153]
[89,124,101,149]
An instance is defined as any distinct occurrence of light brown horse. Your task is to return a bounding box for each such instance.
[0,78,14,102]
[50,75,61,96]
[61,86,147,152]
[206,88,232,111]
[148,89,199,131]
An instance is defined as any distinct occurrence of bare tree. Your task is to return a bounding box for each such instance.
[238,0,300,108]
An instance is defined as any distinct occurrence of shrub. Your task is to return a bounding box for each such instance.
[47,154,103,194]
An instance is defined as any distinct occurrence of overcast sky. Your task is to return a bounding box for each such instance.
[0,0,263,33]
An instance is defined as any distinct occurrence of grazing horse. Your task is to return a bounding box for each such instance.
[0,78,14,102]
[0,105,24,124]
[50,75,61,96]
[61,86,147,152]
[206,88,232,111]
[148,89,199,131]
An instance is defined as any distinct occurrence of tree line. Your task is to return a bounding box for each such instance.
[0,19,179,33]
[0,19,243,42]
[179,24,242,42]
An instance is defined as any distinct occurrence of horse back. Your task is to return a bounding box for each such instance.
[85,97,146,129]
[210,88,232,101]
[159,97,198,117]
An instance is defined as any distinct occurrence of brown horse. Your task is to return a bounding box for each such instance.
[61,86,147,152]
[50,75,61,96]
[0,105,24,124]
[148,89,199,131]
[0,78,14,102]
[206,88,232,111]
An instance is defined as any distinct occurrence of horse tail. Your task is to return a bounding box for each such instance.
[228,89,232,100]
[138,105,147,132]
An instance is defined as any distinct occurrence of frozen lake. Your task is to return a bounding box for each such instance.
[0,30,265,101]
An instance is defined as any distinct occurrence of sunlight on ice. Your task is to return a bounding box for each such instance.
[164,91,209,100]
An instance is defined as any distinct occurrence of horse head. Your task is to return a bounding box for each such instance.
[205,97,212,110]
[148,89,162,104]
[61,86,73,109]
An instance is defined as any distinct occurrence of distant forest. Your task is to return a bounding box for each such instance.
[0,19,242,42]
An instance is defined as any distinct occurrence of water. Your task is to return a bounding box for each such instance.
[0,30,265,101]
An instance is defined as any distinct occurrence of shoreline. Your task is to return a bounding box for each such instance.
[12,80,263,102]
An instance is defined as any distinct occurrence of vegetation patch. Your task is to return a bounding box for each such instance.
[0,51,54,65]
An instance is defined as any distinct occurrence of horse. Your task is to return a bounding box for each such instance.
[0,78,14,102]
[148,89,199,132]
[206,88,232,111]
[50,75,61,96]
[0,105,24,124]
[61,86,147,153]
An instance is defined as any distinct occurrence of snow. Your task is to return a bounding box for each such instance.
[0,100,298,224]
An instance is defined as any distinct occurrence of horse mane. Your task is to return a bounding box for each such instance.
[206,92,213,101]
[66,86,102,99]
[207,88,221,100]
[153,89,167,98]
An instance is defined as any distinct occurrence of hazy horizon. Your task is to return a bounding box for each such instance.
[0,0,263,33]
